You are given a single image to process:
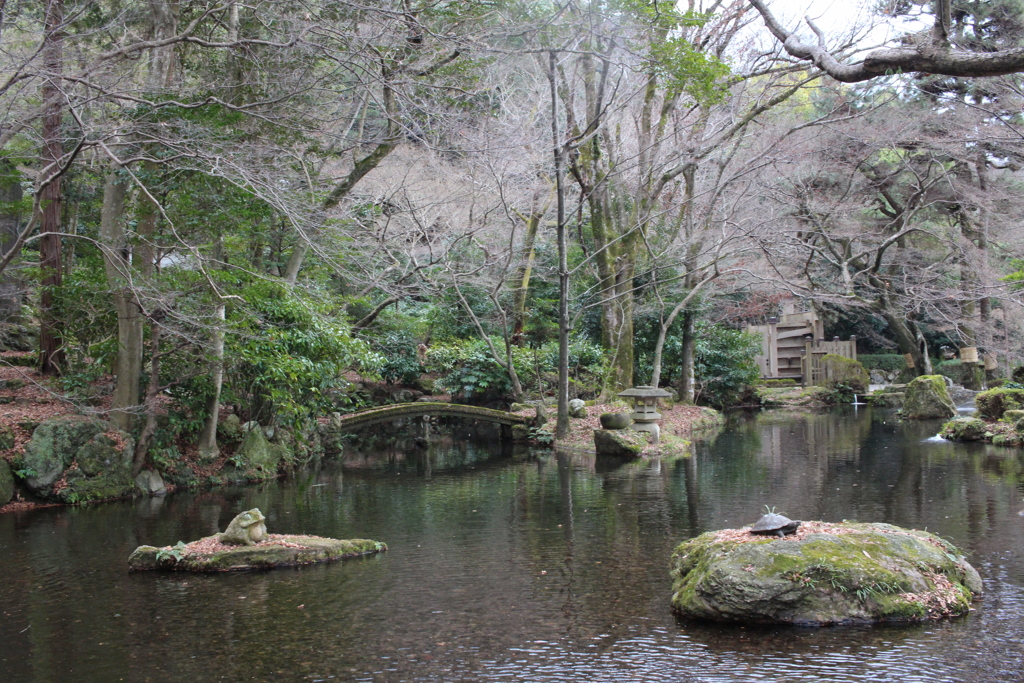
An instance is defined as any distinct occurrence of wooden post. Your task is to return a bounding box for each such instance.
[767,317,779,378]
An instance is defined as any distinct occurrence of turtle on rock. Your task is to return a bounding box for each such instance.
[750,512,801,538]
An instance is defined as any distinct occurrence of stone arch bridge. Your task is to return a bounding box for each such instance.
[331,402,528,438]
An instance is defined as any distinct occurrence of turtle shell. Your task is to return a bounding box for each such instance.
[750,513,800,535]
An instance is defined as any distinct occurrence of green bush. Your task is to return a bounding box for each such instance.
[694,323,761,408]
[758,378,797,387]
[372,332,424,385]
[426,339,513,403]
[974,387,1024,420]
[858,354,906,373]
[810,355,868,405]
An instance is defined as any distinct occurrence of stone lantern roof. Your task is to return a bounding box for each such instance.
[617,385,672,399]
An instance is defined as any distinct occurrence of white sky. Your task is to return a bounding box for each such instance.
[763,0,926,50]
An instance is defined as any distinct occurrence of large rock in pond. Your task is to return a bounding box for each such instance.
[670,521,982,625]
[593,428,645,457]
[22,416,136,503]
[128,535,386,572]
[129,506,386,571]
[902,375,957,420]
[942,417,988,442]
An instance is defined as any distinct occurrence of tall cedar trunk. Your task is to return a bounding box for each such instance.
[133,315,163,476]
[0,161,22,321]
[548,51,570,438]
[197,303,226,458]
[38,0,65,375]
[99,170,144,432]
[131,0,178,469]
[511,189,546,344]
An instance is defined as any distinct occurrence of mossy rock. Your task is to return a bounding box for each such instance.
[23,416,109,493]
[1001,409,1024,424]
[599,412,632,430]
[941,417,988,442]
[128,535,386,572]
[868,391,904,408]
[974,387,1024,420]
[223,426,285,482]
[820,354,870,393]
[902,375,956,420]
[670,521,981,625]
[593,428,645,457]
[755,386,829,408]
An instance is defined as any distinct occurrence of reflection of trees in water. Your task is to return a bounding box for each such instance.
[693,408,1024,562]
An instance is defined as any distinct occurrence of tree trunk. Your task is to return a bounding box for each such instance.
[133,313,163,476]
[511,189,547,344]
[99,169,145,432]
[548,51,570,438]
[678,311,696,404]
[0,161,22,321]
[197,303,226,459]
[38,0,65,375]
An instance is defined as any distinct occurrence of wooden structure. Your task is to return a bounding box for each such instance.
[747,311,857,386]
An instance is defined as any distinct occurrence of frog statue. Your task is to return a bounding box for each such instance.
[218,508,268,546]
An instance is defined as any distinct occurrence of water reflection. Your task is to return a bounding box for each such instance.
[0,406,1022,681]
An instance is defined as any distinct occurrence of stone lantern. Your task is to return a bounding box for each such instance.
[617,385,672,444]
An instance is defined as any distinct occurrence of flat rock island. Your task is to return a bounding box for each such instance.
[671,521,983,625]
[129,508,386,572]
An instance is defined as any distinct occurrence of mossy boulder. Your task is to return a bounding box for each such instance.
[568,398,588,418]
[128,535,386,572]
[974,387,1024,420]
[22,416,136,503]
[670,521,981,625]
[0,458,13,506]
[942,417,989,442]
[593,428,645,457]
[868,391,905,409]
[754,386,829,408]
[820,354,870,394]
[599,412,632,430]
[902,375,956,420]
[23,416,108,492]
[223,426,285,482]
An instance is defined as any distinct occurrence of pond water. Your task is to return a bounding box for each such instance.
[1,407,1023,682]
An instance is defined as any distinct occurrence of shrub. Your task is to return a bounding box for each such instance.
[426,339,513,403]
[974,387,1024,420]
[694,323,761,408]
[372,332,424,385]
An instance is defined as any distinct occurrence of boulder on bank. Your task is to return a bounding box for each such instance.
[569,398,588,419]
[128,535,386,572]
[670,521,981,625]
[599,412,632,430]
[22,416,136,503]
[593,428,645,457]
[222,426,285,482]
[902,375,957,420]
